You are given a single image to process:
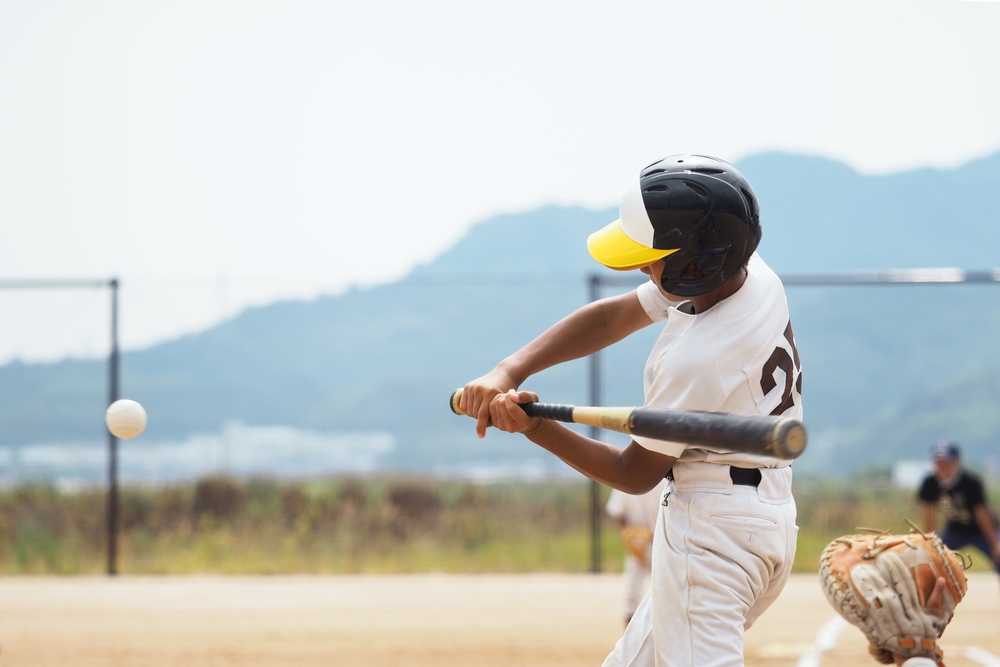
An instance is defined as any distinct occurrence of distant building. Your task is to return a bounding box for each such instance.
[893,460,933,490]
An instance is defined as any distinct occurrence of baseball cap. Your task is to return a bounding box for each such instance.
[932,440,961,460]
[587,176,680,271]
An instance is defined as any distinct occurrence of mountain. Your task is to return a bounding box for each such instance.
[743,151,1000,270]
[2,151,1000,476]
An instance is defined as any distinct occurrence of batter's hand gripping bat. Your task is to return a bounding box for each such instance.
[450,389,807,460]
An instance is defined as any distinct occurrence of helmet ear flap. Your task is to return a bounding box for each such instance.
[693,247,729,276]
[659,246,732,296]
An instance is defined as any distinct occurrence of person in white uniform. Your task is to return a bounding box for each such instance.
[459,154,803,667]
[606,481,667,629]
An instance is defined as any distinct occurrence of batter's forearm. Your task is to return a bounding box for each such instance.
[523,420,672,494]
[496,293,652,384]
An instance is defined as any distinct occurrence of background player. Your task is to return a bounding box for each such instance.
[460,154,803,667]
[606,480,667,629]
[918,440,1000,588]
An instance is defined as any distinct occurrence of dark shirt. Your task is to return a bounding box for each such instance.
[918,470,986,534]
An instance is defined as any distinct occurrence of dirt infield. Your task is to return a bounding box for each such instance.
[1,574,997,666]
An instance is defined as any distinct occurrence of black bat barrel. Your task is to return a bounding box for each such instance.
[629,408,807,460]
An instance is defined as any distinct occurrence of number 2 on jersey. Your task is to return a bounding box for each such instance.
[760,321,802,416]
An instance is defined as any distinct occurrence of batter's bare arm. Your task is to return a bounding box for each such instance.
[461,291,653,437]
[490,390,674,494]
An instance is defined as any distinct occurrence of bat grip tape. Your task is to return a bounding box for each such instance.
[520,402,574,423]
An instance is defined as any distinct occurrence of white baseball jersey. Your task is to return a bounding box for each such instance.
[604,253,801,667]
[633,253,802,466]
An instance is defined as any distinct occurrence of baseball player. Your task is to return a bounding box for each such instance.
[918,440,1000,581]
[460,154,802,667]
[606,481,667,629]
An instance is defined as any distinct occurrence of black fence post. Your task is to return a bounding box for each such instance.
[588,274,602,574]
[107,279,120,576]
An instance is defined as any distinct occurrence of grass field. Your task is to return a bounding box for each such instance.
[3,474,998,575]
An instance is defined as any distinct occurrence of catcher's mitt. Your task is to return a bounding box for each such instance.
[819,530,968,666]
[620,526,654,565]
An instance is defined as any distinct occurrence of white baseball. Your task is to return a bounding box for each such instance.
[105,399,147,439]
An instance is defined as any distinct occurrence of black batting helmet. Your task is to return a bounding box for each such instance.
[587,155,762,297]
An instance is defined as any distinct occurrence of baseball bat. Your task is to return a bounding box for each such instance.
[450,388,807,460]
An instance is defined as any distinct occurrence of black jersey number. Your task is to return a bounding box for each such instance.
[760,321,802,416]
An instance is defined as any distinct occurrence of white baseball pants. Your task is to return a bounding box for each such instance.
[602,463,798,667]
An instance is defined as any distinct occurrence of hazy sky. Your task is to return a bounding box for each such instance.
[1,0,999,363]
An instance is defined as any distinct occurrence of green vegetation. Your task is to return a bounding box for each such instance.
[3,475,997,575]
[1,476,624,575]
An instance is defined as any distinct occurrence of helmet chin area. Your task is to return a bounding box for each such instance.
[659,247,733,297]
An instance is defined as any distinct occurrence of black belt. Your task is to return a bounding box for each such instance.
[663,466,762,487]
[730,466,762,487]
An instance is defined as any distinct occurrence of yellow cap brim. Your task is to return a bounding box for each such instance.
[587,219,679,271]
